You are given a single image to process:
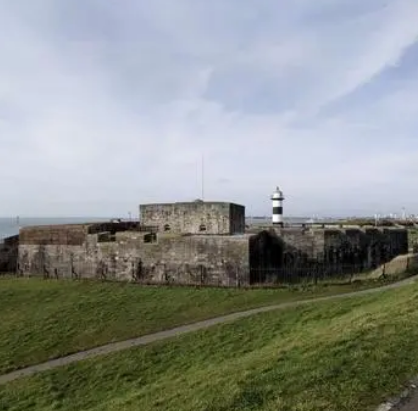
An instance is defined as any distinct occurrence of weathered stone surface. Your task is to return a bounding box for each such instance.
[19,224,90,246]
[139,202,245,235]
[18,232,250,286]
[19,222,142,246]
[248,227,409,283]
[0,235,19,273]
[13,223,409,286]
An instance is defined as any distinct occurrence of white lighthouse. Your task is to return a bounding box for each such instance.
[271,186,284,227]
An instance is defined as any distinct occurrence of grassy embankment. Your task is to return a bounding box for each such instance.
[1,278,418,410]
[0,274,407,375]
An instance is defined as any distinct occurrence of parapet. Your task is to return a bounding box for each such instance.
[19,224,90,245]
[19,221,148,246]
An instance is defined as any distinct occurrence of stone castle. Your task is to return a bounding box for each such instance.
[0,199,409,286]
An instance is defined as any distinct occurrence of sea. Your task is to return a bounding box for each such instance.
[0,216,338,241]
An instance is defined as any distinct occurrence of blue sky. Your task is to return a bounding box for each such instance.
[1,0,418,217]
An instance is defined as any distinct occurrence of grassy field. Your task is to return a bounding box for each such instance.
[1,279,418,410]
[0,275,398,375]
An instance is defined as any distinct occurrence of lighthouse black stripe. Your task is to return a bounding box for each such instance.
[273,207,283,214]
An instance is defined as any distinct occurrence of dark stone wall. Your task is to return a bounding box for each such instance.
[323,228,408,271]
[19,225,89,246]
[15,225,409,286]
[383,228,409,257]
[249,230,284,283]
[139,202,245,235]
[0,235,19,273]
[277,228,326,259]
[229,203,246,235]
[247,227,409,284]
[87,222,142,235]
[249,229,325,284]
[18,232,250,286]
[18,222,149,246]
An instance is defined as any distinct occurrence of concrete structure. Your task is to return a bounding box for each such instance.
[249,226,408,283]
[16,225,249,286]
[11,224,409,286]
[139,201,245,235]
[0,199,410,286]
[0,235,18,273]
[271,187,284,227]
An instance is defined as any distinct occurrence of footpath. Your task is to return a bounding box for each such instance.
[0,275,417,387]
[376,379,418,411]
[397,391,418,411]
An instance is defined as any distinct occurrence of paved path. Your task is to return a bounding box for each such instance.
[0,275,417,386]
[397,391,418,411]
[385,388,418,411]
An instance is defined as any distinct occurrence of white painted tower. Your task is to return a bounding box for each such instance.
[271,186,284,226]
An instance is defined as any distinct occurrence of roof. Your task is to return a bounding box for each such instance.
[140,201,245,208]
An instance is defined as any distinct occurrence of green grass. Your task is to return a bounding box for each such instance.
[1,280,418,410]
[0,275,401,375]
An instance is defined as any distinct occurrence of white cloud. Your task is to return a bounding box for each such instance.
[0,0,418,217]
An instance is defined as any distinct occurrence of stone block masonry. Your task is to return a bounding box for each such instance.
[15,222,409,287]
[248,227,409,283]
[0,235,19,273]
[18,222,142,246]
[19,224,89,246]
[18,231,250,287]
[140,201,245,235]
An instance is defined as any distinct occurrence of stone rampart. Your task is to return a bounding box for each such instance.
[19,224,89,246]
[18,232,250,286]
[16,224,409,286]
[248,227,408,283]
[0,235,19,273]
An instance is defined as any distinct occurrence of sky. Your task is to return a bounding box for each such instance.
[1,0,418,218]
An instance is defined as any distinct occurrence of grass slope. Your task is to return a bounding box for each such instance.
[1,280,418,411]
[0,276,388,374]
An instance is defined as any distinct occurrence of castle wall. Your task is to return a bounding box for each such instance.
[323,228,408,270]
[229,203,246,235]
[19,224,89,246]
[18,232,250,286]
[139,202,245,235]
[274,227,407,268]
[16,224,408,286]
[248,227,409,283]
[383,228,409,257]
[0,235,19,273]
[278,228,326,259]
